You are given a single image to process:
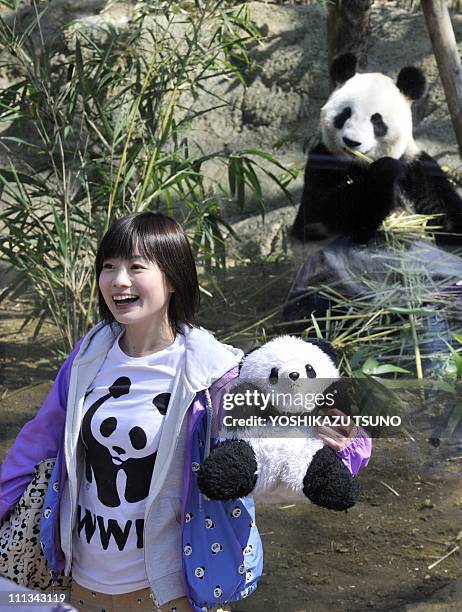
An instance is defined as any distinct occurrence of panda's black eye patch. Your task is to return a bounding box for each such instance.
[371,113,388,137]
[333,106,351,129]
[269,367,279,384]
[129,426,147,450]
[100,417,117,437]
[305,364,316,379]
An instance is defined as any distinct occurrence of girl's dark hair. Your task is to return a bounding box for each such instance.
[95,212,199,333]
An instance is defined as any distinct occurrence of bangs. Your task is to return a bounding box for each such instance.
[98,217,159,264]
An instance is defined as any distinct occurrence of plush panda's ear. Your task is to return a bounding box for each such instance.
[330,53,357,85]
[396,66,426,100]
[305,338,340,368]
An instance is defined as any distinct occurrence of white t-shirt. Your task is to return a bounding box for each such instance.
[72,331,185,594]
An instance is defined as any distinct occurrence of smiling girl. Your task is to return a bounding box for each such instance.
[0,213,246,612]
[0,212,370,612]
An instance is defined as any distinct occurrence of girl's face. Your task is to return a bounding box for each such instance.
[98,255,173,326]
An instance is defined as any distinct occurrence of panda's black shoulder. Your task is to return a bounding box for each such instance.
[404,150,447,180]
[305,141,333,163]
[310,141,332,155]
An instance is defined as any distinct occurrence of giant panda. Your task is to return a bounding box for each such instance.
[197,336,364,511]
[291,53,462,246]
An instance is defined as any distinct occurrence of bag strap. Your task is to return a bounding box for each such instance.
[207,366,239,441]
[204,389,213,459]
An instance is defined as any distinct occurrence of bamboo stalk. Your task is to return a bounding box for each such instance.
[421,0,462,155]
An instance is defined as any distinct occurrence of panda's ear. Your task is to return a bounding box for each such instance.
[396,66,426,100]
[330,53,357,85]
[305,338,340,368]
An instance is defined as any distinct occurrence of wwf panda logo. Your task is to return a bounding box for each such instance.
[243,544,253,555]
[81,376,171,508]
[184,544,192,556]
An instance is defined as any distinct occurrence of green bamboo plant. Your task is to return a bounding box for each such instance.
[0,1,295,351]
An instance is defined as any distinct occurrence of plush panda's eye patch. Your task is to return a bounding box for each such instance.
[269,367,279,384]
[370,113,388,137]
[333,106,352,129]
[305,364,316,379]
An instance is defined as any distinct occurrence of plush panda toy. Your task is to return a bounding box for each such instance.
[291,53,462,246]
[197,336,361,511]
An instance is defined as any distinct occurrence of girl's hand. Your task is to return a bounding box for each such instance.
[315,408,357,451]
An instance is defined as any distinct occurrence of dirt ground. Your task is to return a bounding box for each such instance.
[1,273,461,612]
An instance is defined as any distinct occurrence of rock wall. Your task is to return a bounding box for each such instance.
[0,0,461,262]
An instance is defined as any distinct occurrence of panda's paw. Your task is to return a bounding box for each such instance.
[369,157,406,183]
[303,446,360,511]
[197,439,258,500]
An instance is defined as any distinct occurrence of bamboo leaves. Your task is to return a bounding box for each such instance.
[0,1,294,351]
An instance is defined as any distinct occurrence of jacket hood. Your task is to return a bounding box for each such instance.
[73,321,243,392]
[181,325,243,392]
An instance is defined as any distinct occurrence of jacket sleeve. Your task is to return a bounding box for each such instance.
[336,427,372,476]
[0,340,82,521]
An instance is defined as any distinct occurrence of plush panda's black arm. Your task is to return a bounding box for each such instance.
[197,439,258,500]
[303,446,360,511]
[401,152,462,246]
[292,144,403,243]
